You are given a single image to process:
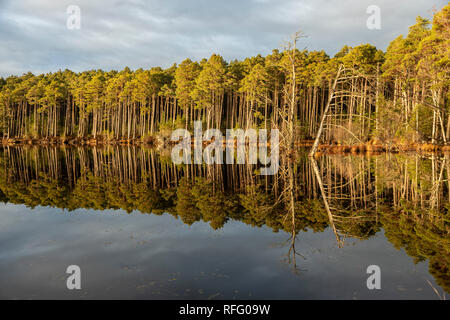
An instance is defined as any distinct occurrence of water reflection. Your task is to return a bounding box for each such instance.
[0,146,448,297]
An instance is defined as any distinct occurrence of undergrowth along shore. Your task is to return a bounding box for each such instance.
[2,137,450,156]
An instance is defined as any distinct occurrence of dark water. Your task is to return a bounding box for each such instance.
[0,146,448,299]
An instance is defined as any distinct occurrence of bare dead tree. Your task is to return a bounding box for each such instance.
[309,65,343,157]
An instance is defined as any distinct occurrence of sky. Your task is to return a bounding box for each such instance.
[0,0,447,77]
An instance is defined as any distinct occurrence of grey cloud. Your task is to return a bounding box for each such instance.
[0,0,446,77]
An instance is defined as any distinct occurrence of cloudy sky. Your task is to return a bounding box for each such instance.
[0,0,446,77]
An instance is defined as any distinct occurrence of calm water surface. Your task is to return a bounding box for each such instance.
[0,146,447,299]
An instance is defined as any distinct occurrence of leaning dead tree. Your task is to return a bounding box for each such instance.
[310,65,343,157]
[309,66,379,157]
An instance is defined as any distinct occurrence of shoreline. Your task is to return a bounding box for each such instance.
[2,137,450,155]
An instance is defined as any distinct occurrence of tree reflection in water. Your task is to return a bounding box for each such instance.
[0,146,448,293]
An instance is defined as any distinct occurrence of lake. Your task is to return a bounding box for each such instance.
[0,146,448,299]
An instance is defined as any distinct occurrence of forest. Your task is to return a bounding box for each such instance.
[0,5,448,149]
